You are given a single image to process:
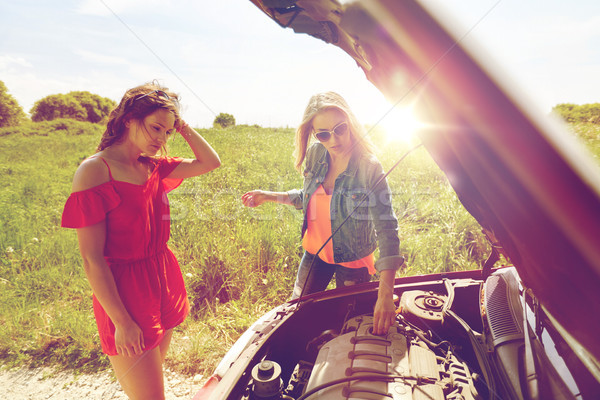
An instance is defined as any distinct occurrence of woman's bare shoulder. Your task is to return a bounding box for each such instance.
[71,155,110,192]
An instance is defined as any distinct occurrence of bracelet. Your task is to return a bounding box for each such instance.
[178,121,189,133]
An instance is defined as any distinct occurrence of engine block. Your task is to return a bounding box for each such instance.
[303,315,477,400]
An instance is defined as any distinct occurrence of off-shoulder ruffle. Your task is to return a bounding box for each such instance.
[61,182,121,228]
[157,157,183,193]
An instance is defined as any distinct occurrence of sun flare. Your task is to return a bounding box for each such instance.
[379,106,423,144]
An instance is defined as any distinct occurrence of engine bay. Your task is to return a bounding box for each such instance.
[242,280,488,399]
[220,268,596,400]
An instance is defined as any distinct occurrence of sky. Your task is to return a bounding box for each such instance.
[1,0,599,129]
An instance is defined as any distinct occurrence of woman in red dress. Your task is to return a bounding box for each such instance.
[61,82,220,399]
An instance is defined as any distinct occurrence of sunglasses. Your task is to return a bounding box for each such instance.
[134,89,178,106]
[313,121,349,142]
[135,90,179,136]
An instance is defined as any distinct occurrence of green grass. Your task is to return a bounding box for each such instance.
[567,122,600,160]
[1,120,599,377]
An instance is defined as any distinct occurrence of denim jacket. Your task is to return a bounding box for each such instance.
[287,143,403,272]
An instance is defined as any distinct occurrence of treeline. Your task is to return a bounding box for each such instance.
[3,79,600,129]
[552,103,600,124]
[0,80,115,127]
[0,80,238,129]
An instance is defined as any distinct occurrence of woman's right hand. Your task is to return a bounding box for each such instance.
[114,320,145,357]
[241,190,267,208]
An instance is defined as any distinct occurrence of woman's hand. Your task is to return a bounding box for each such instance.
[372,269,397,335]
[241,190,268,208]
[372,295,396,335]
[114,320,145,357]
[176,120,189,134]
[167,120,221,179]
[242,190,293,207]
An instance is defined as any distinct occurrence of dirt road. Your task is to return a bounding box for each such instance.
[0,365,205,399]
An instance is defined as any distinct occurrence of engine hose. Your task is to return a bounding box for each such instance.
[444,309,498,399]
[295,373,435,400]
[442,278,455,323]
[413,328,440,349]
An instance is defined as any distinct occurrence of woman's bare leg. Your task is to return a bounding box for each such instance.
[108,330,175,399]
[159,328,173,363]
[109,346,165,400]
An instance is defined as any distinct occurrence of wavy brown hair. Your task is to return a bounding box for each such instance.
[294,92,375,171]
[97,81,181,153]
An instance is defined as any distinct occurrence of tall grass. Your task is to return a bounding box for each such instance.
[1,120,598,377]
[0,120,105,370]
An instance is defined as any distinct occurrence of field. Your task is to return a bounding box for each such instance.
[0,119,598,377]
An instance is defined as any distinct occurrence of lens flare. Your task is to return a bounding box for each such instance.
[379,106,423,144]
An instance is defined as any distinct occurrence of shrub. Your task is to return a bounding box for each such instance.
[213,113,236,129]
[0,80,27,127]
[30,91,115,123]
[552,103,600,124]
[69,91,116,123]
[30,94,87,122]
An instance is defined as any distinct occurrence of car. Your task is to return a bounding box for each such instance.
[194,1,600,399]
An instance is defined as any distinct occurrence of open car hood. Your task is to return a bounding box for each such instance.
[250,0,600,365]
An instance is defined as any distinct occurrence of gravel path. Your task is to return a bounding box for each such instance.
[0,365,206,399]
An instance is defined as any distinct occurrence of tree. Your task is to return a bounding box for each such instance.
[552,103,578,123]
[69,91,115,123]
[552,103,600,124]
[30,94,87,122]
[29,91,115,123]
[0,80,26,127]
[213,113,236,129]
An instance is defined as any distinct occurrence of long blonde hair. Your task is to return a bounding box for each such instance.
[294,92,375,171]
[97,81,181,153]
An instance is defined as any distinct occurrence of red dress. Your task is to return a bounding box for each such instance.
[61,156,190,356]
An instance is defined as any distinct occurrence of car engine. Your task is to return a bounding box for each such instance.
[247,290,483,400]
[208,270,597,400]
[299,314,479,400]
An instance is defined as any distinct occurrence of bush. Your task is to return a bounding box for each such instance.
[213,113,236,129]
[0,80,27,127]
[30,91,115,123]
[30,94,87,122]
[69,91,115,123]
[552,103,600,124]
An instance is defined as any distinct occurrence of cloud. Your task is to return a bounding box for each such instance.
[76,0,176,16]
[74,49,130,66]
[507,14,600,66]
[1,71,75,113]
[0,55,33,70]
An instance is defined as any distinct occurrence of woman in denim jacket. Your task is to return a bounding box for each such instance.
[242,92,404,334]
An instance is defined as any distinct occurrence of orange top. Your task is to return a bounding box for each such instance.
[302,185,376,274]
